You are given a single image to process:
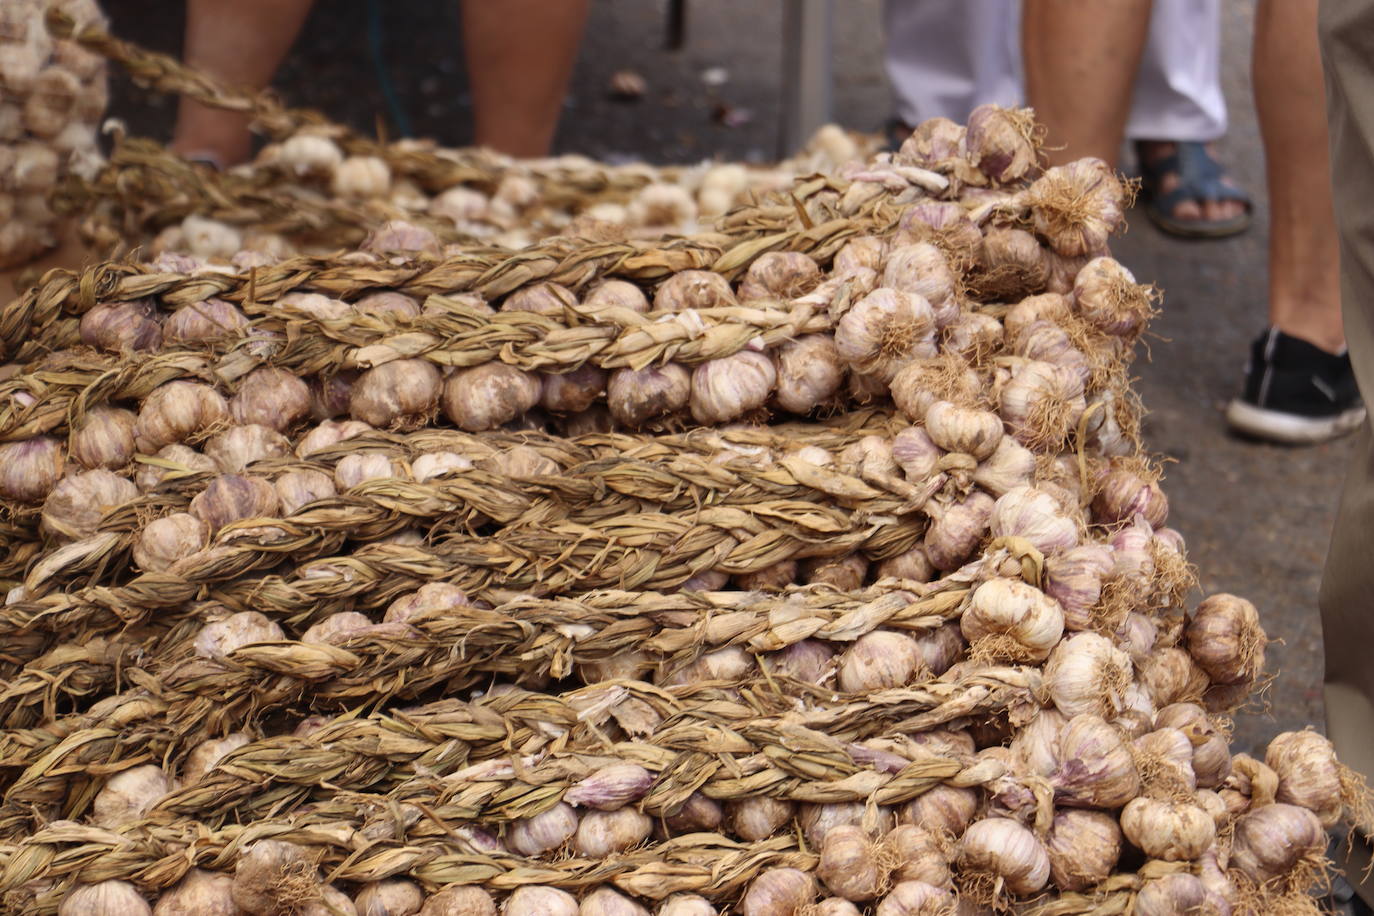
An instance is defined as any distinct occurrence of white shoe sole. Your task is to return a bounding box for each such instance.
[1225,399,1366,444]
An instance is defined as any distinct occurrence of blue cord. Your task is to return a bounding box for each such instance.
[366,0,413,138]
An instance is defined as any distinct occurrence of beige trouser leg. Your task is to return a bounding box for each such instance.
[1320,0,1374,903]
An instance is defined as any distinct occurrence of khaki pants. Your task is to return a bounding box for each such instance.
[1321,0,1374,901]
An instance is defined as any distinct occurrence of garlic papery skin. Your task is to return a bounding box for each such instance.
[659,644,755,686]
[59,881,152,916]
[802,553,869,590]
[838,630,923,692]
[134,381,230,453]
[1043,632,1131,718]
[70,406,137,470]
[507,802,579,856]
[1185,593,1266,686]
[335,452,401,489]
[189,474,279,531]
[41,468,138,541]
[276,469,337,515]
[607,364,691,427]
[152,868,237,916]
[891,427,941,480]
[957,817,1050,897]
[943,310,1005,362]
[1139,647,1211,708]
[690,350,777,424]
[1004,293,1073,342]
[133,512,208,572]
[163,298,250,345]
[230,366,312,433]
[92,763,170,827]
[961,578,1065,663]
[296,419,373,458]
[1073,256,1154,338]
[1229,802,1326,887]
[79,300,162,353]
[923,401,1002,460]
[411,451,473,483]
[503,886,578,916]
[1133,874,1209,916]
[1119,796,1215,861]
[572,807,652,857]
[988,485,1079,556]
[882,242,956,314]
[834,235,889,276]
[181,733,251,785]
[1049,713,1141,809]
[383,582,472,624]
[1133,727,1199,795]
[1027,158,1126,257]
[563,763,654,811]
[875,546,937,585]
[503,281,577,315]
[725,796,795,841]
[349,359,442,429]
[965,104,1038,184]
[0,436,65,503]
[775,334,845,414]
[739,251,822,300]
[652,269,737,312]
[1265,730,1344,827]
[873,881,954,916]
[204,423,290,473]
[353,879,423,916]
[331,155,390,198]
[441,363,540,431]
[890,356,981,422]
[761,639,836,686]
[735,559,799,591]
[354,291,421,321]
[1091,458,1169,527]
[1010,320,1089,384]
[970,436,1036,498]
[1155,703,1232,790]
[540,365,608,415]
[194,611,285,659]
[998,360,1086,451]
[583,279,650,314]
[797,802,890,849]
[924,490,994,571]
[655,894,717,916]
[301,611,372,645]
[741,868,816,916]
[979,226,1049,295]
[663,792,724,834]
[910,622,966,676]
[1043,544,1115,631]
[818,824,892,902]
[836,287,937,381]
[580,888,650,916]
[883,824,951,888]
[898,785,979,838]
[1044,809,1121,892]
[135,444,217,492]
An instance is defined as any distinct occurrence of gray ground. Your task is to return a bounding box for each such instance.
[100,0,1340,753]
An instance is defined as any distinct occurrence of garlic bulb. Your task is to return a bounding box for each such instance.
[607,364,691,427]
[690,351,776,424]
[653,270,737,312]
[0,436,64,502]
[194,611,285,659]
[502,887,578,916]
[79,300,162,353]
[979,226,1049,294]
[584,279,650,314]
[276,469,337,515]
[898,116,966,169]
[875,546,936,584]
[573,807,653,857]
[59,882,152,916]
[873,882,954,916]
[988,485,1079,555]
[133,512,208,572]
[834,235,889,276]
[384,582,471,623]
[135,444,217,491]
[350,360,442,429]
[353,880,423,916]
[1119,796,1215,861]
[336,452,401,489]
[297,419,373,458]
[230,366,312,432]
[41,468,138,541]
[564,763,654,811]
[1049,714,1141,808]
[1004,294,1072,341]
[301,611,372,645]
[818,825,891,902]
[739,251,822,300]
[797,802,883,849]
[663,792,724,834]
[540,366,608,415]
[655,894,716,916]
[504,282,577,315]
[1229,802,1326,885]
[924,490,994,571]
[961,578,1065,662]
[923,401,1002,460]
[1139,648,1210,708]
[911,623,966,676]
[890,357,981,422]
[835,288,937,381]
[412,451,473,483]
[802,553,869,590]
[1091,458,1169,527]
[441,363,540,431]
[1027,158,1126,257]
[310,371,356,420]
[579,889,649,916]
[508,802,579,856]
[163,298,249,344]
[1010,320,1089,384]
[761,639,836,686]
[355,292,421,320]
[942,311,1004,362]
[1043,632,1131,718]
[1265,730,1344,827]
[998,360,1086,451]
[957,817,1050,897]
[725,796,794,841]
[735,559,798,590]
[181,733,251,785]
[740,868,816,916]
[362,219,440,255]
[897,785,979,837]
[1044,809,1120,892]
[279,291,355,322]
[134,381,230,453]
[1043,544,1114,631]
[189,474,279,531]
[1155,703,1232,789]
[775,334,845,414]
[70,406,137,470]
[1133,874,1209,916]
[331,155,390,198]
[92,764,170,827]
[1185,594,1265,686]
[415,886,495,916]
[838,630,923,692]
[884,824,950,887]
[882,243,955,315]
[153,869,237,916]
[659,645,755,685]
[1073,256,1153,338]
[965,105,1038,184]
[204,423,290,473]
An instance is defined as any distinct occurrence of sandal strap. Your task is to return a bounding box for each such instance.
[1138,140,1252,211]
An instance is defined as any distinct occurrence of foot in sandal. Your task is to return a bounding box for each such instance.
[1136,140,1253,238]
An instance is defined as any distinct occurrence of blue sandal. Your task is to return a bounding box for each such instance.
[1136,140,1252,239]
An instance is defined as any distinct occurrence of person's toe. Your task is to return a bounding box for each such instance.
[1172,198,1203,222]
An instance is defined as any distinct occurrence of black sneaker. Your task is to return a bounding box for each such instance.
[1225,327,1365,444]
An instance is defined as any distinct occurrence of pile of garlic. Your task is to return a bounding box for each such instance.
[0,107,1362,916]
[0,0,105,269]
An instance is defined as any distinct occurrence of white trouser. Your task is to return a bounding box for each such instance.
[883,0,1227,142]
